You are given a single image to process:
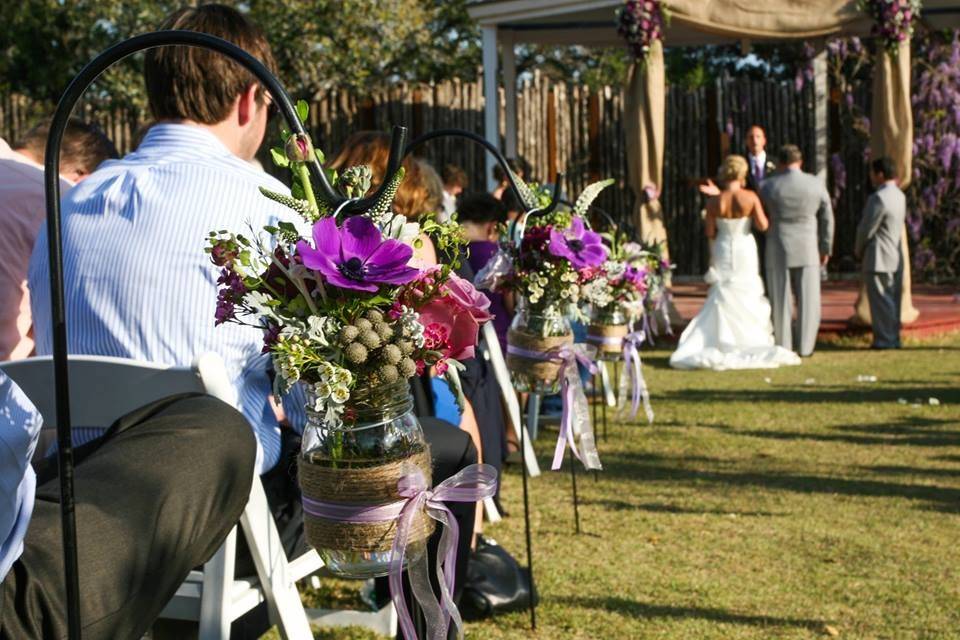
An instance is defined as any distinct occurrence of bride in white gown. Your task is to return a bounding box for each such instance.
[670,155,801,370]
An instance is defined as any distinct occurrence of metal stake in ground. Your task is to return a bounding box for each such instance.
[569,446,581,534]
[521,392,539,630]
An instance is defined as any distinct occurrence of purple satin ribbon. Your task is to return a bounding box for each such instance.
[302,463,498,640]
[506,343,599,471]
[621,331,654,424]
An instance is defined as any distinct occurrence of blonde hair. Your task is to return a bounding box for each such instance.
[718,154,749,185]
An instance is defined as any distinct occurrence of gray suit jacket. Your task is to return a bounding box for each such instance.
[760,168,835,268]
[855,182,905,273]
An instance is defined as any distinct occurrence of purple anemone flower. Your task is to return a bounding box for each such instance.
[297,216,419,292]
[548,217,607,269]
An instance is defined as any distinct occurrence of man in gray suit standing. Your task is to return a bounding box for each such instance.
[760,145,834,357]
[855,157,905,349]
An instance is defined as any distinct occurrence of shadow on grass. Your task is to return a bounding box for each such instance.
[656,386,960,406]
[581,498,783,517]
[554,595,824,630]
[861,464,960,479]
[737,416,960,448]
[596,451,960,511]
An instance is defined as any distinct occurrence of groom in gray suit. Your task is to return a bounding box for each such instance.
[760,145,834,357]
[855,157,905,349]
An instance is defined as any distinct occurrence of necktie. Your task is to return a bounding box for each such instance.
[753,158,762,182]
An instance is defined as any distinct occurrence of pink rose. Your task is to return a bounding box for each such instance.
[442,272,493,323]
[417,273,493,361]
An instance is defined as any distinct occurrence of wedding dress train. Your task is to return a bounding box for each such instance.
[670,217,801,370]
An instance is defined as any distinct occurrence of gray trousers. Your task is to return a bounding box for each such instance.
[866,270,902,348]
[767,265,820,357]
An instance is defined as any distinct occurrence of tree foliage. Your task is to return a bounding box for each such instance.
[0,0,483,110]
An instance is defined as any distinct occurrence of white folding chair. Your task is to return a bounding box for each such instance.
[0,354,393,639]
[480,323,540,478]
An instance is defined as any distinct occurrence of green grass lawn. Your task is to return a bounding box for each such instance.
[285,333,960,639]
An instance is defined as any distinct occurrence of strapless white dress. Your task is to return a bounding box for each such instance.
[670,217,801,370]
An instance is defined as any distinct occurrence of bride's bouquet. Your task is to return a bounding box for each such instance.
[207,106,496,639]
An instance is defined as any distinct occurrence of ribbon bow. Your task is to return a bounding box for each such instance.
[505,343,602,472]
[552,344,602,472]
[617,330,654,424]
[391,464,498,640]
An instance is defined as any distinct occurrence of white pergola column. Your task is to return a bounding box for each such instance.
[481,25,500,191]
[502,31,518,160]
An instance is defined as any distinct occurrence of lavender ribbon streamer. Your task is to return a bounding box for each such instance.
[617,331,654,424]
[473,247,513,290]
[656,292,674,336]
[302,463,498,640]
[506,343,602,471]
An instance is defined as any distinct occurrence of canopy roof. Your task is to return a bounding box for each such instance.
[468,0,960,46]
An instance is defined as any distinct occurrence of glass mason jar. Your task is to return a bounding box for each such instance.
[506,299,573,395]
[587,306,629,361]
[299,379,433,579]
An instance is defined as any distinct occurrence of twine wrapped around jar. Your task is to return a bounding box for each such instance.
[300,448,435,553]
[587,322,629,355]
[506,327,574,387]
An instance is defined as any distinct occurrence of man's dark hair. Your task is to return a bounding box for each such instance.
[777,144,803,166]
[458,192,507,224]
[145,4,277,124]
[441,164,468,189]
[500,186,523,214]
[492,156,533,184]
[16,118,118,175]
[871,156,897,180]
[747,124,766,136]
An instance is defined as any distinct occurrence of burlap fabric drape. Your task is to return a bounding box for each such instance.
[853,40,919,325]
[624,40,666,250]
[665,0,865,38]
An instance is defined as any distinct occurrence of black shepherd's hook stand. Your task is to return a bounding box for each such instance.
[43,30,410,639]
[405,129,565,630]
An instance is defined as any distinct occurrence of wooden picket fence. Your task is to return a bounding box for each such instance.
[1,73,862,275]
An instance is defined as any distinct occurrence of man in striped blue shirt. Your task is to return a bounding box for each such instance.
[29,6,302,475]
[27,7,480,624]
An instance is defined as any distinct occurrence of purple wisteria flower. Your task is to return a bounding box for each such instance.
[548,218,606,269]
[297,216,419,292]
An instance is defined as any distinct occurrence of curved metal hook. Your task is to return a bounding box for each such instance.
[41,30,405,637]
[404,128,562,217]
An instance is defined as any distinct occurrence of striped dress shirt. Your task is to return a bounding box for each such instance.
[29,124,307,473]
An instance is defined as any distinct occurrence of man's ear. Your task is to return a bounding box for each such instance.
[237,84,260,127]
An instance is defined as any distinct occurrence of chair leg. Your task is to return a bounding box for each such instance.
[199,527,238,640]
[239,477,313,640]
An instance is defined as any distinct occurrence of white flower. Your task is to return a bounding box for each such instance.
[313,382,331,400]
[333,368,353,386]
[331,385,350,404]
[383,214,421,246]
[604,260,626,278]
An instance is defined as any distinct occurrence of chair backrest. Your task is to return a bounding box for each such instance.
[0,353,234,431]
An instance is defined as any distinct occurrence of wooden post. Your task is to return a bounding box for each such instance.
[502,31,518,160]
[588,91,601,182]
[813,46,830,182]
[547,86,558,184]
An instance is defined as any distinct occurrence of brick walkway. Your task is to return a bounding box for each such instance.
[670,280,960,338]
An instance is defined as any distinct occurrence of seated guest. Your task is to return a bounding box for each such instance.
[491,156,531,201]
[0,370,255,638]
[459,192,513,352]
[440,163,467,221]
[27,3,478,616]
[0,119,116,361]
